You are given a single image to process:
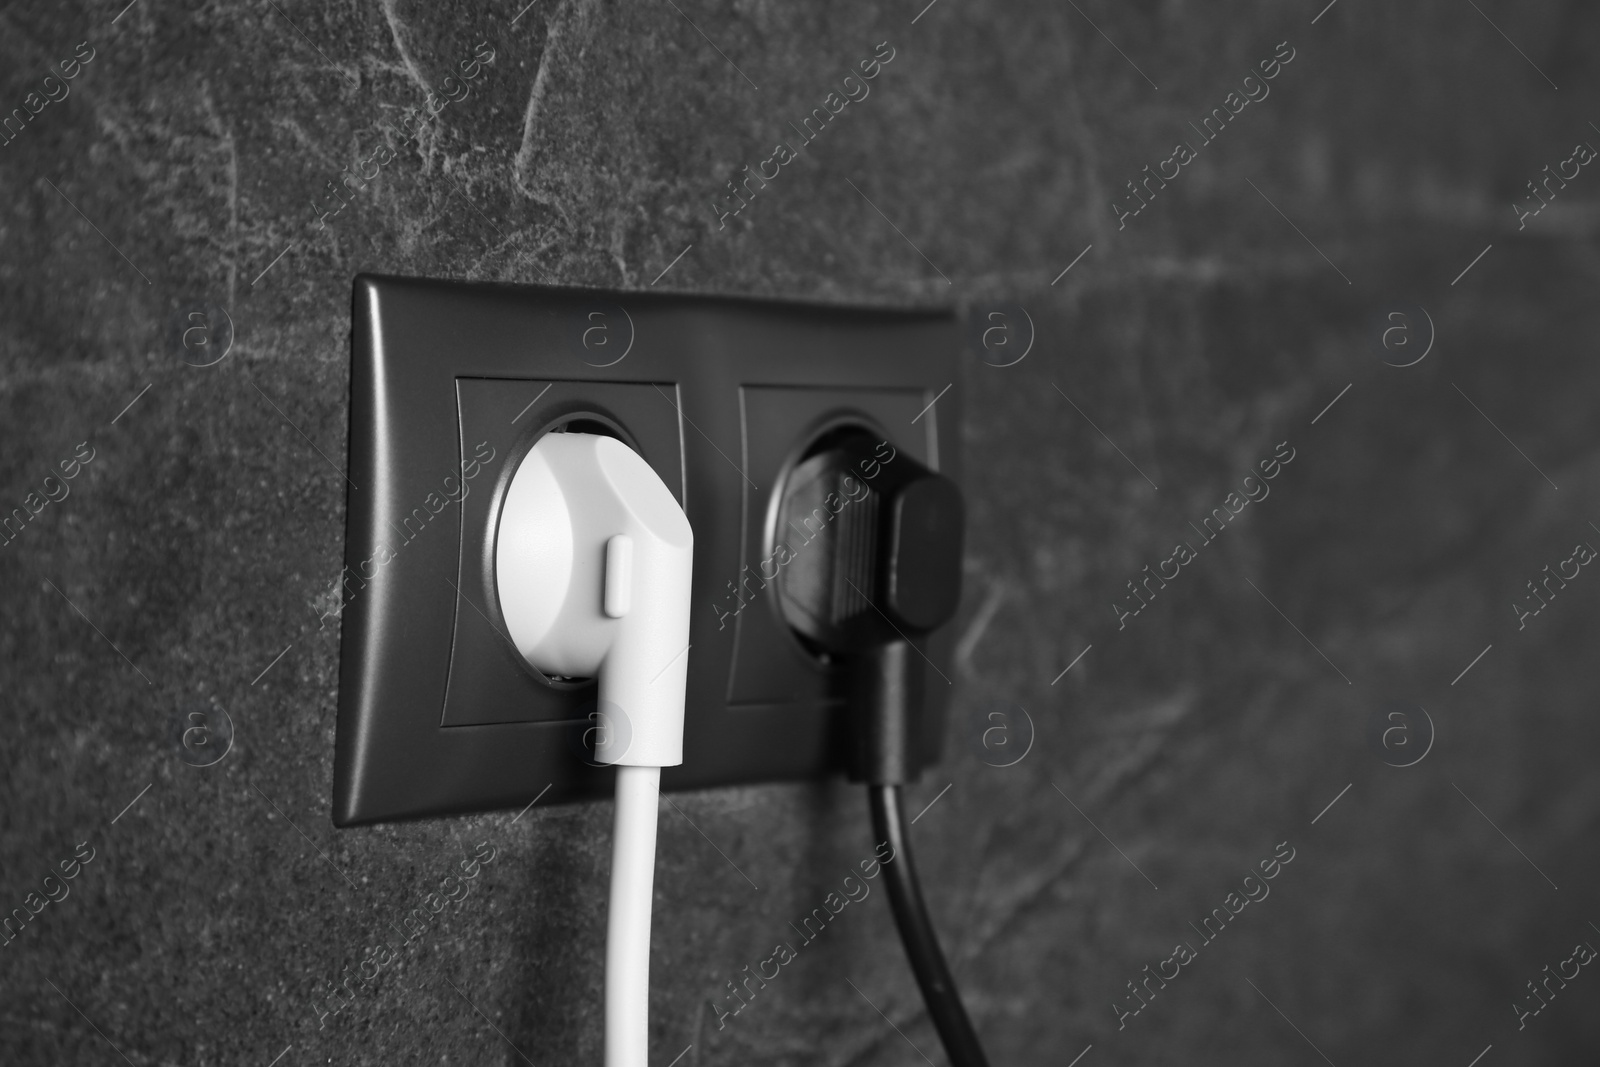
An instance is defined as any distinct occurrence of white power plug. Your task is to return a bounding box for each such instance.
[497,431,694,765]
[496,431,694,1067]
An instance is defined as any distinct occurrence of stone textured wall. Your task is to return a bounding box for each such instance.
[4,0,1600,1063]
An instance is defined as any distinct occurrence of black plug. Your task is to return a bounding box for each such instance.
[773,432,964,783]
[772,430,990,1067]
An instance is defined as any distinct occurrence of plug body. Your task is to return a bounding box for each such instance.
[773,432,964,784]
[496,432,694,767]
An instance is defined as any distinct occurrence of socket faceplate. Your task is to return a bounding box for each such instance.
[335,275,959,825]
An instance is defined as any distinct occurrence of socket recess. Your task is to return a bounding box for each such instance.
[334,274,960,825]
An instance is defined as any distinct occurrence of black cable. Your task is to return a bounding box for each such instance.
[869,782,992,1067]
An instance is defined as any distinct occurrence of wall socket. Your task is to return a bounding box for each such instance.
[334,275,960,825]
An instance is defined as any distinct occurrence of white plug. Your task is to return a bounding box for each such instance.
[497,431,694,767]
[496,430,693,1067]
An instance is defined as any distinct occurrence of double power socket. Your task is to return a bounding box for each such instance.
[334,277,960,824]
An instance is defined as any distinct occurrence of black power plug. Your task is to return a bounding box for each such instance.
[772,430,990,1067]
[774,431,964,784]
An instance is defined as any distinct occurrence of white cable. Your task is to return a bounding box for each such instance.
[607,765,660,1067]
[497,432,693,1067]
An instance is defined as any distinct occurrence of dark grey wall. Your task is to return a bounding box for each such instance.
[4,0,1600,1064]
